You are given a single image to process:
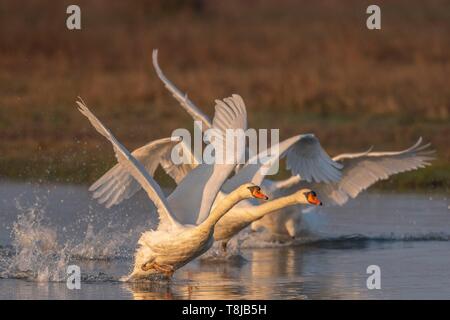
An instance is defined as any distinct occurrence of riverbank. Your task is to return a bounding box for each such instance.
[0,0,448,191]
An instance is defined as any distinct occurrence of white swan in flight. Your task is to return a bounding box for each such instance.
[77,95,270,279]
[87,102,341,249]
[87,50,434,249]
[150,49,435,236]
[88,50,342,209]
[251,137,435,238]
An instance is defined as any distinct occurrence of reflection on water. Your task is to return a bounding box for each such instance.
[2,240,450,299]
[121,241,450,300]
[122,248,308,300]
[0,181,449,299]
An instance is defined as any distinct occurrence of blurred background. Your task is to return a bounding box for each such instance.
[0,0,448,191]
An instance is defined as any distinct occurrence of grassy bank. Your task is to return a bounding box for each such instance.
[0,0,448,191]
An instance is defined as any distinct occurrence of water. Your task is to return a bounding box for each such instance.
[0,180,449,299]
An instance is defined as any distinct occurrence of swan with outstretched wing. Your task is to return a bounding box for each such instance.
[85,52,345,250]
[88,50,434,249]
[77,95,267,280]
[151,50,436,242]
[251,137,435,238]
[90,50,342,204]
[86,99,341,249]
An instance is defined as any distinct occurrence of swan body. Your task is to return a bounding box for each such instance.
[129,183,262,279]
[76,94,263,280]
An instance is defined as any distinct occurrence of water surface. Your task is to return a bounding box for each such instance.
[0,181,449,299]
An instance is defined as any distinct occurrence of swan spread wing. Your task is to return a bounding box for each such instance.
[159,139,200,183]
[222,134,342,193]
[152,49,212,130]
[87,49,208,208]
[167,94,248,225]
[300,138,435,206]
[284,134,343,182]
[153,51,256,176]
[76,99,181,229]
[89,137,181,208]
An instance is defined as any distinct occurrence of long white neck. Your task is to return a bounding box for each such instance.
[250,194,302,220]
[197,189,246,232]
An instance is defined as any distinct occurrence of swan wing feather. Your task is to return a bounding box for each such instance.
[89,136,183,208]
[167,94,247,225]
[222,134,342,192]
[76,98,180,228]
[152,49,212,129]
[299,138,435,206]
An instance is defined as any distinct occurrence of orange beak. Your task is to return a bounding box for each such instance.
[307,192,322,206]
[252,188,269,200]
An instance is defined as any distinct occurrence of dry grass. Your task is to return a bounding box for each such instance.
[0,0,449,190]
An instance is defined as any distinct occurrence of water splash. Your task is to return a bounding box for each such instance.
[1,200,70,281]
[0,196,141,282]
[71,222,136,261]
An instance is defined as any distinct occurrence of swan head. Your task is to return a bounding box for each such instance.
[297,189,322,206]
[242,183,269,200]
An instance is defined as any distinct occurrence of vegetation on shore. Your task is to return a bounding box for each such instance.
[0,0,448,191]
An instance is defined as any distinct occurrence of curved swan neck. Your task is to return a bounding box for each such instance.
[251,194,301,220]
[198,190,246,231]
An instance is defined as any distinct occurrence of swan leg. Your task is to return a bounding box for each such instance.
[221,241,228,253]
[152,263,175,277]
[140,260,174,277]
[250,221,260,233]
[284,218,297,239]
[141,260,154,271]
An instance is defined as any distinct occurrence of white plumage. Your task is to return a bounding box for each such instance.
[252,137,435,237]
[85,50,435,250]
[77,96,264,280]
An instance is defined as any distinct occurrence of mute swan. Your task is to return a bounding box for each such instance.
[76,94,267,279]
[89,130,337,250]
[88,51,342,207]
[84,52,344,250]
[87,50,434,249]
[150,50,435,239]
[212,188,322,251]
[129,182,267,279]
[91,93,249,224]
[251,137,435,238]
